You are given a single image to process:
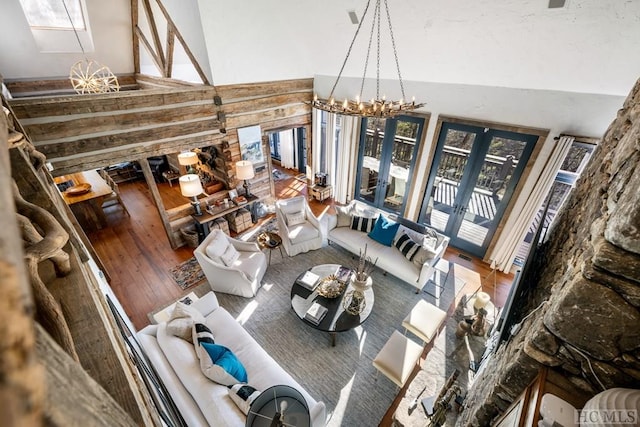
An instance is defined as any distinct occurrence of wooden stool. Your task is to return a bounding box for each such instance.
[373,330,423,388]
[402,299,447,345]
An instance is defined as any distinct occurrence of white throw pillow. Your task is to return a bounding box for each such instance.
[220,243,240,266]
[165,302,206,342]
[205,232,228,263]
[228,383,261,415]
[335,205,353,228]
[286,210,306,226]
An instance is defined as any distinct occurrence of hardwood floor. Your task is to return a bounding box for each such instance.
[85,167,514,424]
[87,167,513,329]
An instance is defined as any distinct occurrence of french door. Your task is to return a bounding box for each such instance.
[355,115,425,214]
[419,122,537,257]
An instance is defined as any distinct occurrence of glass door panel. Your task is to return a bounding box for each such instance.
[359,118,386,204]
[356,116,424,214]
[427,128,479,233]
[382,120,420,211]
[454,134,528,248]
[421,123,537,258]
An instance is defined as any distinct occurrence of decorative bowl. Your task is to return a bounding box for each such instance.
[316,275,346,298]
[65,183,92,196]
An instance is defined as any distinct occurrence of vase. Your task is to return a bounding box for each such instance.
[342,290,366,315]
[351,275,372,292]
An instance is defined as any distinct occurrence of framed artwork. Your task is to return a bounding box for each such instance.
[237,125,264,164]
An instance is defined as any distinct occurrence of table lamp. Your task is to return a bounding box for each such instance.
[179,174,204,216]
[236,160,255,197]
[178,152,199,175]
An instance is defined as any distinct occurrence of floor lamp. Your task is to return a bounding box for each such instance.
[179,174,203,216]
[236,160,255,197]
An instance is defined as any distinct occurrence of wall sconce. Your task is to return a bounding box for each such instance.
[178,152,199,174]
[179,174,204,216]
[235,160,255,197]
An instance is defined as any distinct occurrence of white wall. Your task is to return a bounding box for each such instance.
[0,0,133,79]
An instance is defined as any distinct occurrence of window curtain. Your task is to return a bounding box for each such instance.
[311,108,323,180]
[488,135,575,272]
[279,129,295,169]
[334,115,360,204]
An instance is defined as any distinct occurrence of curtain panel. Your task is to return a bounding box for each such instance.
[489,135,574,272]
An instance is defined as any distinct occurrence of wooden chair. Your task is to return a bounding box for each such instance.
[101,174,129,216]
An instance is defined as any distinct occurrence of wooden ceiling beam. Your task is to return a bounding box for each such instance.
[134,26,164,76]
[141,0,166,72]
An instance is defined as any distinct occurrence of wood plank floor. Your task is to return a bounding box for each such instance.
[87,165,513,329]
[85,166,514,424]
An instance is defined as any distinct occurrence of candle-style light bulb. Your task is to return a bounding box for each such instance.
[343,99,348,109]
[412,96,415,106]
[313,93,318,102]
[330,98,335,106]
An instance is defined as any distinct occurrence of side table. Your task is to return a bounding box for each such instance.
[256,231,284,265]
[310,185,332,203]
[162,170,180,187]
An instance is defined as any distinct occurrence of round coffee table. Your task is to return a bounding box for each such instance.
[290,264,374,346]
[256,231,284,265]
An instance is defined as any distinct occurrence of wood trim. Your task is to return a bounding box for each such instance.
[141,0,166,72]
[165,27,175,78]
[138,158,177,248]
[134,73,201,89]
[135,25,164,74]
[131,0,139,74]
[438,115,550,138]
[217,78,313,99]
[153,0,210,85]
[24,103,218,140]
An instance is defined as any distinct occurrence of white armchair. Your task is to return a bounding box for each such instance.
[194,229,267,298]
[275,196,324,256]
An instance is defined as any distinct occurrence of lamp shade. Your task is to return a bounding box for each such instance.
[236,160,255,180]
[473,292,491,310]
[178,152,199,166]
[179,174,203,197]
[246,385,310,427]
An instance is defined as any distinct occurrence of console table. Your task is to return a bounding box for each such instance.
[191,195,264,242]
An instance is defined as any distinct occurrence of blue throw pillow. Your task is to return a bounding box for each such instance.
[201,342,248,384]
[368,215,400,246]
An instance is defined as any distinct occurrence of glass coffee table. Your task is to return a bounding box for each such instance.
[290,264,374,346]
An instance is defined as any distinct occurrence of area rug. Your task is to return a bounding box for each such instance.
[171,244,468,426]
[168,257,205,290]
[272,168,292,181]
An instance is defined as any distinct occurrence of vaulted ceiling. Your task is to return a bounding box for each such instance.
[1,0,639,136]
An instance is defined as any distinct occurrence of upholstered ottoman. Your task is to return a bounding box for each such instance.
[402,299,447,345]
[372,330,423,388]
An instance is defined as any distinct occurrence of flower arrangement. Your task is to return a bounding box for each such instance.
[354,244,378,281]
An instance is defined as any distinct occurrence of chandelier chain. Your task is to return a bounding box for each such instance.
[376,0,381,100]
[384,0,406,100]
[61,0,85,55]
[359,0,377,100]
[328,0,372,100]
[310,0,424,117]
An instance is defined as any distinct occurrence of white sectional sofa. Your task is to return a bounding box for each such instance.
[137,292,326,427]
[327,201,450,293]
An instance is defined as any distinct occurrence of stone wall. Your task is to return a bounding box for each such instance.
[458,78,640,426]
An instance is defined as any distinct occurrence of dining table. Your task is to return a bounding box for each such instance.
[54,170,113,230]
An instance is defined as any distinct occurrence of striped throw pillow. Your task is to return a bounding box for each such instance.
[350,215,377,233]
[394,232,421,261]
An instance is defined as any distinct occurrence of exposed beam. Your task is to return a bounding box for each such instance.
[130,0,140,74]
[135,26,164,75]
[141,0,166,72]
[165,27,175,78]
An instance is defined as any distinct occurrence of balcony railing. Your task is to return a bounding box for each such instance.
[364,129,517,197]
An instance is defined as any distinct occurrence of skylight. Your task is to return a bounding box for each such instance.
[19,0,85,30]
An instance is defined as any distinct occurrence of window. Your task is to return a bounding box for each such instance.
[19,0,85,30]
[515,139,596,265]
[18,0,94,53]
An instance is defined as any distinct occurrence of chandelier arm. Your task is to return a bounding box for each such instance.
[327,0,372,100]
[383,0,407,100]
[376,0,381,101]
[359,1,378,102]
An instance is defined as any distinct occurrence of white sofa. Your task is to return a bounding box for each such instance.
[138,292,326,427]
[327,202,449,293]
